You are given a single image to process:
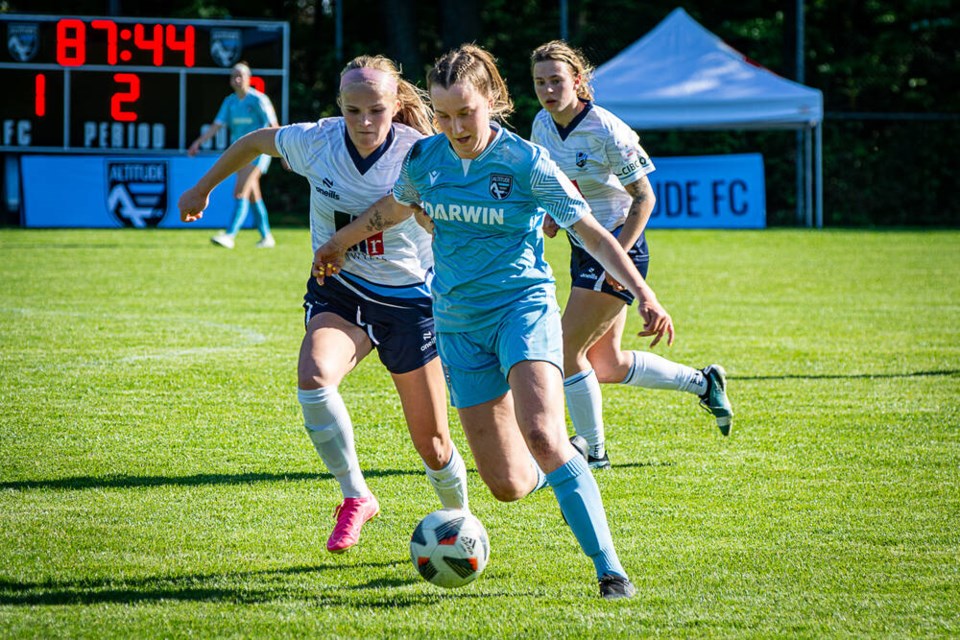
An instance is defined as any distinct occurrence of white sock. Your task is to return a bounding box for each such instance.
[298,386,370,499]
[564,369,605,459]
[424,442,469,510]
[530,456,549,493]
[622,351,707,396]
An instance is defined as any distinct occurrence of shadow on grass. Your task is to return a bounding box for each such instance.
[733,368,960,381]
[607,460,676,470]
[0,561,499,607]
[0,469,423,492]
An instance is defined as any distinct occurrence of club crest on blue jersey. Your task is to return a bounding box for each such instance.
[7,23,38,62]
[488,174,513,200]
[210,29,242,67]
[105,161,168,228]
[575,151,589,168]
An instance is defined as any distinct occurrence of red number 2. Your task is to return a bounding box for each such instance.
[112,73,140,122]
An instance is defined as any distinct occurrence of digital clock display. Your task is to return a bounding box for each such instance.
[0,15,288,153]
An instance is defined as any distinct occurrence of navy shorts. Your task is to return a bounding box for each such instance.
[569,225,649,304]
[302,275,437,375]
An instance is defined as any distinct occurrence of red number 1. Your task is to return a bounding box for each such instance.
[35,73,47,117]
[112,73,140,122]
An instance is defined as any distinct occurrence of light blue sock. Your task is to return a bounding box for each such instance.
[547,455,626,579]
[225,198,250,236]
[252,199,271,237]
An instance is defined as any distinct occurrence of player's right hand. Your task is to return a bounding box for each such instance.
[542,214,559,238]
[187,141,200,157]
[636,298,675,348]
[312,240,347,285]
[178,186,209,222]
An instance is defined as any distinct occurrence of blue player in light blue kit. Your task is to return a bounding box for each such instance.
[188,62,279,249]
[314,44,674,600]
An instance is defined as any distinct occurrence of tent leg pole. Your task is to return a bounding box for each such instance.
[815,122,823,228]
[805,126,813,228]
[796,130,805,226]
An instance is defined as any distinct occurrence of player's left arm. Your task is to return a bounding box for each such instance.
[604,176,655,289]
[312,195,418,284]
[571,214,674,347]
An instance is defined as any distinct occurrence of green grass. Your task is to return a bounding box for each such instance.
[1,228,958,638]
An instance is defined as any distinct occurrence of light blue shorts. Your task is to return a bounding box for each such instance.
[437,300,563,408]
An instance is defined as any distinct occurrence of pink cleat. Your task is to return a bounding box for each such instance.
[326,495,380,553]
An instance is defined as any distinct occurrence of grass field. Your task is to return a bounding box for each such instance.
[1,228,958,638]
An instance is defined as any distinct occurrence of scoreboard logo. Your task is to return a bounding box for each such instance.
[7,23,39,62]
[210,29,243,67]
[105,161,169,228]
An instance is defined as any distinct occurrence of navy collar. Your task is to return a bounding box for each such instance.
[345,124,395,175]
[553,100,593,141]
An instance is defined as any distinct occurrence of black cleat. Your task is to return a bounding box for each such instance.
[569,435,589,462]
[588,453,611,470]
[599,574,636,600]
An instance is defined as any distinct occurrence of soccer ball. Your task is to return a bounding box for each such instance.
[409,508,490,588]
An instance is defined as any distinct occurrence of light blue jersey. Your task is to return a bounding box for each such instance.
[214,88,279,143]
[394,125,589,333]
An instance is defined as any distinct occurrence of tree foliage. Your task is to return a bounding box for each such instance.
[6,0,957,225]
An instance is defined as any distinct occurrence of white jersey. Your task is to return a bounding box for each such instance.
[275,118,433,286]
[531,102,655,231]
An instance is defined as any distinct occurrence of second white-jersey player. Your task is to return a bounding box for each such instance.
[530,40,733,471]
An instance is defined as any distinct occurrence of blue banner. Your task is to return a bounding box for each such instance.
[21,155,253,229]
[647,153,766,229]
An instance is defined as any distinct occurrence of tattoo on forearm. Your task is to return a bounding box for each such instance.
[626,181,650,217]
[365,207,392,233]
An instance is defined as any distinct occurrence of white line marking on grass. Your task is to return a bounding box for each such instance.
[1,308,269,365]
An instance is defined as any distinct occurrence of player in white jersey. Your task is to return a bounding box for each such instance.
[530,41,734,469]
[188,62,279,249]
[314,44,674,600]
[178,55,468,554]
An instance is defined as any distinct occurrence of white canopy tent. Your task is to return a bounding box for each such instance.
[592,7,824,227]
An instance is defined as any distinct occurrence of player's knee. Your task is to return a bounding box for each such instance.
[522,427,555,460]
[487,480,526,503]
[298,362,339,390]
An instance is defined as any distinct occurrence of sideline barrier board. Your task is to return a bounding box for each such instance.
[21,154,251,229]
[646,153,766,229]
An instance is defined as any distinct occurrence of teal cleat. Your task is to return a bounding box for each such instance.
[699,364,733,436]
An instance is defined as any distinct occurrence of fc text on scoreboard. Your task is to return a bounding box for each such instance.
[0,15,288,153]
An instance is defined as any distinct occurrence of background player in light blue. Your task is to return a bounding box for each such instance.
[314,44,674,600]
[188,62,279,249]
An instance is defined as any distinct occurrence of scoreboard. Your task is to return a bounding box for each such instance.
[0,15,289,153]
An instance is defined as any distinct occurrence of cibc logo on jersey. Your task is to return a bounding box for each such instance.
[105,161,168,228]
